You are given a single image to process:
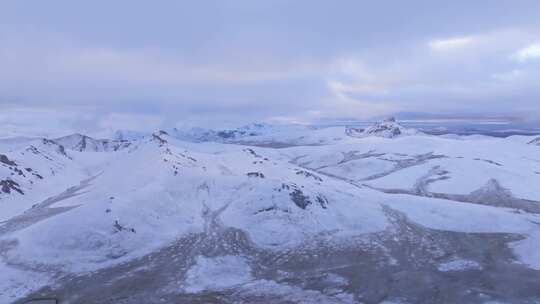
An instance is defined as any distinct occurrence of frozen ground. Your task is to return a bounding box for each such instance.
[1,122,540,303]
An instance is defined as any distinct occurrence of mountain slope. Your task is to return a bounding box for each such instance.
[0,139,72,198]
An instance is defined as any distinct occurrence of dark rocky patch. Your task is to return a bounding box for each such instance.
[104,140,132,152]
[254,206,280,214]
[113,220,136,233]
[0,179,24,194]
[289,188,311,209]
[315,195,328,209]
[247,172,265,179]
[474,158,503,166]
[25,146,53,161]
[243,148,262,158]
[0,154,17,166]
[152,133,168,146]
[217,130,243,139]
[10,166,26,177]
[295,169,323,182]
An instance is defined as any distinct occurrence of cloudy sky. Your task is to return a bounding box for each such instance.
[1,0,540,137]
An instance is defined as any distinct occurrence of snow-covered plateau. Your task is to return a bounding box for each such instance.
[1,120,540,303]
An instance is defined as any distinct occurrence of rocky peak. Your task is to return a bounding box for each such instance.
[151,130,170,146]
[346,117,419,139]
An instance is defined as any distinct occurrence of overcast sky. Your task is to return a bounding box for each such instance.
[1,0,540,137]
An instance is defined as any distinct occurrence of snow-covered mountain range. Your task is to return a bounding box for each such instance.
[55,133,132,152]
[1,119,540,303]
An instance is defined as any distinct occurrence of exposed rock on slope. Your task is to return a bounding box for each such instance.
[0,139,73,199]
[528,137,540,145]
[0,179,23,194]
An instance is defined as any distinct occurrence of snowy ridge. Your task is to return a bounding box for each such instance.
[55,133,132,152]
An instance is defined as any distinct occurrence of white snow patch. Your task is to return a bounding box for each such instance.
[511,232,540,270]
[184,255,253,293]
[437,259,482,272]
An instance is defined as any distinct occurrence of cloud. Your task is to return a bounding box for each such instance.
[320,28,540,118]
[429,36,475,51]
[0,29,325,89]
[490,69,526,82]
[1,1,540,136]
[513,43,540,61]
[97,113,164,133]
[0,105,96,138]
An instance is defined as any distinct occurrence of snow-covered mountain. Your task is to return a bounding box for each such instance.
[0,139,72,198]
[346,117,420,138]
[55,133,133,152]
[1,126,540,303]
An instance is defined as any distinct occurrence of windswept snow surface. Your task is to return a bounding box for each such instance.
[183,255,253,293]
[437,259,482,272]
[1,124,540,303]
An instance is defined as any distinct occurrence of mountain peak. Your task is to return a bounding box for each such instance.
[346,118,419,138]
